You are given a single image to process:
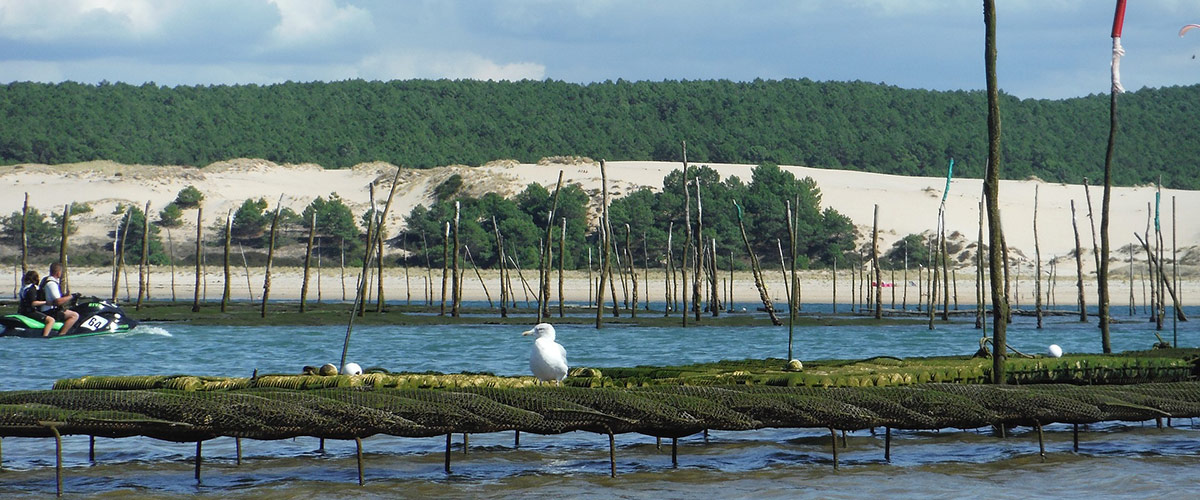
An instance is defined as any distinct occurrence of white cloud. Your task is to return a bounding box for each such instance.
[264,0,374,51]
[0,0,172,40]
[359,50,545,81]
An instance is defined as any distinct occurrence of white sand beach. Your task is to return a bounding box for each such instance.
[2,158,1196,305]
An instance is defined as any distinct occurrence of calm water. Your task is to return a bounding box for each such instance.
[1,304,1198,498]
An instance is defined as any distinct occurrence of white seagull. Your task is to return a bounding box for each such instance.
[522,323,568,385]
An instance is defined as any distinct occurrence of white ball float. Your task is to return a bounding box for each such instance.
[1047,344,1063,358]
[343,362,363,376]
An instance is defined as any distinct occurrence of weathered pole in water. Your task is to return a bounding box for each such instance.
[734,200,781,325]
[626,224,639,318]
[440,221,449,316]
[452,201,462,318]
[560,218,567,317]
[20,193,28,274]
[692,177,704,322]
[976,199,985,328]
[1072,200,1087,322]
[261,195,284,318]
[191,207,202,312]
[539,171,564,320]
[1034,185,1043,329]
[873,204,882,319]
[1098,0,1128,353]
[664,223,673,316]
[111,212,127,302]
[681,143,691,327]
[301,212,316,313]
[984,0,1011,382]
[59,204,70,292]
[787,201,798,360]
[596,159,611,329]
[492,216,508,317]
[138,201,151,306]
[221,212,232,312]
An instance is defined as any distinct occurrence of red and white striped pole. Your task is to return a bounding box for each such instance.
[1111,0,1128,93]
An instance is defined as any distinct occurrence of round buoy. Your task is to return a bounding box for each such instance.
[319,363,339,376]
[343,362,363,375]
[787,359,804,371]
[1048,344,1063,358]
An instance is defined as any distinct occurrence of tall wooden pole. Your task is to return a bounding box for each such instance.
[59,204,70,292]
[1098,0,1128,353]
[681,142,691,327]
[984,0,1010,382]
[1034,185,1043,329]
[301,212,316,313]
[452,201,462,318]
[1071,200,1087,321]
[20,193,28,274]
[136,201,150,310]
[559,217,567,317]
[493,216,508,318]
[112,210,128,302]
[191,207,203,312]
[595,159,611,329]
[221,211,232,312]
[873,204,882,319]
[261,195,283,318]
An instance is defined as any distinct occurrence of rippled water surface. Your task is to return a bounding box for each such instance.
[1,305,1198,498]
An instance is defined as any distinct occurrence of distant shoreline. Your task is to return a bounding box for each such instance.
[20,265,1200,308]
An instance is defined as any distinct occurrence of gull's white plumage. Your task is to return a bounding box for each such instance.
[523,323,568,385]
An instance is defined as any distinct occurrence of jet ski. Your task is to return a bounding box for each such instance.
[1,296,139,339]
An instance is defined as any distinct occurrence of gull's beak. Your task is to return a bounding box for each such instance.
[521,329,534,336]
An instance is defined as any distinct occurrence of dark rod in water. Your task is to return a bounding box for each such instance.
[355,437,364,486]
[830,427,839,470]
[885,427,892,462]
[608,431,616,478]
[194,441,202,483]
[52,427,63,497]
[1036,422,1045,461]
[444,433,452,474]
[671,438,678,467]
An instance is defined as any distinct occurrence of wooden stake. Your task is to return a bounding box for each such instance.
[885,426,892,462]
[221,211,232,312]
[52,426,63,496]
[20,193,28,274]
[830,427,839,470]
[356,437,364,486]
[136,201,150,310]
[1034,185,1043,329]
[596,159,611,329]
[112,210,132,302]
[671,437,678,467]
[236,437,242,465]
[444,433,452,474]
[733,200,781,325]
[873,204,882,319]
[301,212,316,312]
[1072,200,1087,321]
[195,440,202,483]
[191,207,202,313]
[59,204,70,293]
[609,431,616,478]
[452,202,462,317]
[261,195,283,318]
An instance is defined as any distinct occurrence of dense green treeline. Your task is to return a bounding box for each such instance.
[2,79,1197,188]
[401,163,854,270]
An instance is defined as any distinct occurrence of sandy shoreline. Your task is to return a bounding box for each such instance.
[2,159,1197,310]
[28,265,1198,308]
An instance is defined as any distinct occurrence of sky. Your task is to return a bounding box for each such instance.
[0,0,1198,100]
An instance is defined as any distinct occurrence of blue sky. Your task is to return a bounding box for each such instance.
[1,0,1197,99]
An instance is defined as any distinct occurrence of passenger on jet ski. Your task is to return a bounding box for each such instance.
[17,270,54,337]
